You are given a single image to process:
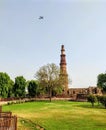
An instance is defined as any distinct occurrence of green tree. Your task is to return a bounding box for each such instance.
[27,80,39,98]
[0,72,14,98]
[87,94,97,107]
[13,76,26,98]
[8,80,14,97]
[97,73,106,92]
[52,85,63,96]
[100,95,106,108]
[96,95,101,105]
[35,63,64,102]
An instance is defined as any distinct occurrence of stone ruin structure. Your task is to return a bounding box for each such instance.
[59,45,102,100]
[68,86,102,101]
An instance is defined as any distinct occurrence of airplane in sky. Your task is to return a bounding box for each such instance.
[39,16,44,19]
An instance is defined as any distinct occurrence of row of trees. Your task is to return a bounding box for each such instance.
[87,94,106,108]
[0,72,26,98]
[0,63,64,101]
[0,63,106,101]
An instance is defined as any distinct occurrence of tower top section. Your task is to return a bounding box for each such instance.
[60,45,66,65]
[61,45,65,55]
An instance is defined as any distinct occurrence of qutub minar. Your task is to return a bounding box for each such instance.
[59,45,102,99]
[60,45,68,95]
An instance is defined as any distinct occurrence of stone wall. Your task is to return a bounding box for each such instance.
[68,86,102,100]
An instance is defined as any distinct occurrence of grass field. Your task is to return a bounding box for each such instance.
[2,100,106,130]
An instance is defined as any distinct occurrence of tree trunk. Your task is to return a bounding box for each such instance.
[49,88,52,102]
[92,102,94,107]
[0,105,2,112]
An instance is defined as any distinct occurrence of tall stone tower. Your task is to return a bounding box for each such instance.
[60,45,68,95]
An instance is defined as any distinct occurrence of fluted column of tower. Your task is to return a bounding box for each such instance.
[60,45,68,95]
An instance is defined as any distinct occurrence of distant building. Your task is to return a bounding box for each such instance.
[68,86,102,100]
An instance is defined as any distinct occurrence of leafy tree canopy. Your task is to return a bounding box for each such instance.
[13,76,26,97]
[97,73,106,92]
[35,63,64,101]
[27,80,39,97]
[0,72,14,98]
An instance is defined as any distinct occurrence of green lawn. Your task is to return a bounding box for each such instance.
[2,101,106,130]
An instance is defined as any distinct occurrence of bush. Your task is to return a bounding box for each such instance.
[87,94,97,107]
[96,95,101,105]
[100,95,106,108]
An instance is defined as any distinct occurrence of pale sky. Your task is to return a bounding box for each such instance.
[0,0,106,88]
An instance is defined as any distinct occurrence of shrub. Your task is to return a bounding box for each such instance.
[87,94,97,107]
[100,95,106,108]
[96,95,101,105]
